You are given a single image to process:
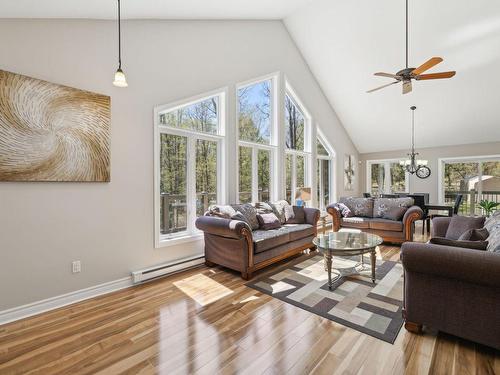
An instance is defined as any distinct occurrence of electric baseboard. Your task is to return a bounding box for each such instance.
[132,255,205,284]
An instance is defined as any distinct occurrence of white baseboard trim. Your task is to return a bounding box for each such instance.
[0,276,133,326]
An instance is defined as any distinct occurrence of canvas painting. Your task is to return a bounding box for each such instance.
[344,154,355,191]
[0,70,111,182]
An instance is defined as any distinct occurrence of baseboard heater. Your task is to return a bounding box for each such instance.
[132,255,205,284]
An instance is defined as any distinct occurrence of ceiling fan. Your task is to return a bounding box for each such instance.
[367,0,456,95]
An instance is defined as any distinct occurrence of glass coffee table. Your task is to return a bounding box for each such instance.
[313,232,383,290]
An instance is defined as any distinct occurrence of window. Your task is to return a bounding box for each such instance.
[316,136,334,211]
[441,156,500,215]
[155,90,226,246]
[237,77,276,203]
[284,88,311,204]
[367,160,408,195]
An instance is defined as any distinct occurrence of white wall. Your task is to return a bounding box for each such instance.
[360,142,500,202]
[0,19,358,310]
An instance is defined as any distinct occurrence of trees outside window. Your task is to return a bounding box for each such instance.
[155,91,225,245]
[367,160,408,195]
[442,158,500,215]
[237,77,276,203]
[285,89,310,204]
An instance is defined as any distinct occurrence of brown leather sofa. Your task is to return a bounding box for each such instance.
[196,206,320,279]
[327,197,423,243]
[401,215,500,350]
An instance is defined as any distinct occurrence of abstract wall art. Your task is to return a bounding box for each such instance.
[0,70,111,182]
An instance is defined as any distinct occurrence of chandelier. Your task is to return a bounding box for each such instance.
[400,106,427,174]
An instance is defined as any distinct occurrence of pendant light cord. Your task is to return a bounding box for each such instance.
[406,0,409,68]
[118,0,122,69]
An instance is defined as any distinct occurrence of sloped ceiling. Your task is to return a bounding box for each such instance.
[285,0,500,153]
[0,0,313,20]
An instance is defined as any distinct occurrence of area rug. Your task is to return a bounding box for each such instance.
[246,254,404,344]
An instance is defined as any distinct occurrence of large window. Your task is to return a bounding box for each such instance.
[155,91,225,246]
[285,89,311,204]
[317,136,334,211]
[367,160,408,196]
[441,156,500,215]
[237,77,276,203]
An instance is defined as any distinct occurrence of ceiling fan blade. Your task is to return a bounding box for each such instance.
[366,81,399,93]
[402,80,412,94]
[415,71,456,80]
[374,72,401,80]
[411,57,443,75]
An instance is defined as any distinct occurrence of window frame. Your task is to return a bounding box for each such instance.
[236,73,279,203]
[438,154,500,207]
[284,81,312,203]
[316,131,336,211]
[366,158,410,195]
[154,88,227,248]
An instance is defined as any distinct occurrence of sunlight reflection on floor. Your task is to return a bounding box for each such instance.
[173,273,233,306]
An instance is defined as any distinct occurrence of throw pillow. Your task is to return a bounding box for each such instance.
[231,212,252,228]
[445,216,486,240]
[268,200,289,224]
[373,198,414,218]
[284,204,295,222]
[429,237,488,251]
[207,204,237,219]
[257,213,281,230]
[458,228,489,241]
[255,202,274,215]
[231,203,259,230]
[331,203,353,218]
[381,206,407,221]
[339,197,374,218]
[285,206,306,224]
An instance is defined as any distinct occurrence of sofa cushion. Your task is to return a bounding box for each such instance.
[429,237,488,251]
[257,213,281,230]
[381,206,407,221]
[445,216,486,240]
[282,223,315,241]
[369,218,404,232]
[373,198,414,218]
[339,197,374,218]
[484,210,500,234]
[486,224,500,253]
[252,228,290,253]
[285,206,306,224]
[341,217,370,229]
[231,203,259,230]
[207,204,237,219]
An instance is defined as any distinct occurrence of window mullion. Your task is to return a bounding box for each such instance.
[252,147,259,203]
[187,136,196,234]
[291,154,297,204]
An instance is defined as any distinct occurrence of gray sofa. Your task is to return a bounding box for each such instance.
[327,197,423,243]
[196,203,320,279]
[401,212,500,350]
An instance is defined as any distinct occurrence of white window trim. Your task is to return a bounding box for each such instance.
[284,80,312,202]
[316,130,336,211]
[236,73,279,203]
[153,88,228,248]
[366,158,410,195]
[437,154,500,203]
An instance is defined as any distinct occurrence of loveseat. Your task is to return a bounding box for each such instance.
[195,202,320,279]
[327,197,423,243]
[401,212,500,350]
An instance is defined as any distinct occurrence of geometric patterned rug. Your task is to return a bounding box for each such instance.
[246,253,404,344]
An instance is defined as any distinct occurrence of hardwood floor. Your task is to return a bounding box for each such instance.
[0,228,499,374]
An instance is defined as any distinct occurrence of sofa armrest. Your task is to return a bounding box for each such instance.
[401,242,500,288]
[431,217,452,238]
[326,204,341,232]
[195,216,251,239]
[429,237,488,251]
[402,206,423,241]
[304,207,320,226]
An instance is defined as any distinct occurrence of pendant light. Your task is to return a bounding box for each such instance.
[113,0,128,87]
[400,106,427,174]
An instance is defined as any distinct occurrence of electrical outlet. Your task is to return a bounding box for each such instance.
[72,261,81,274]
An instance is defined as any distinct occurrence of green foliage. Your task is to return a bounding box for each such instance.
[478,200,500,216]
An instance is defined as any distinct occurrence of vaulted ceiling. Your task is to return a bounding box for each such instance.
[0,0,313,19]
[285,0,500,152]
[1,0,499,153]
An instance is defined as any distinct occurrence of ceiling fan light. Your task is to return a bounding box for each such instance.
[113,68,128,87]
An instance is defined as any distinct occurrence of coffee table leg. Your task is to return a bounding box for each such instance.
[370,249,376,283]
[325,254,333,290]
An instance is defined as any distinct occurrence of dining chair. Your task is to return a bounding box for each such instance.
[409,194,429,235]
[363,193,371,198]
[381,194,398,198]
